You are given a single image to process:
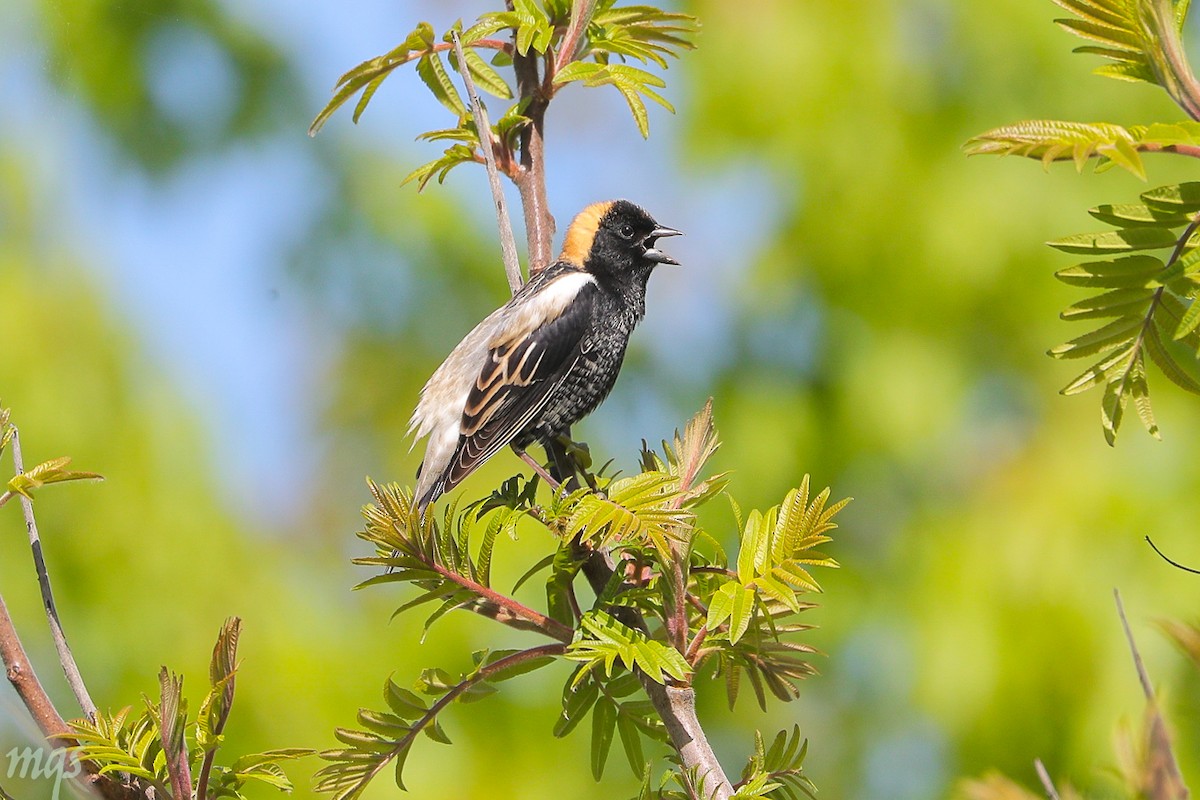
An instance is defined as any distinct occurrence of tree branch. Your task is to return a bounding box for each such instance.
[345,644,566,796]
[451,30,523,295]
[1114,588,1190,800]
[579,550,733,800]
[0,594,72,748]
[0,594,138,800]
[428,559,574,643]
[9,427,97,720]
[1145,535,1200,574]
[510,27,555,273]
[1034,758,1061,800]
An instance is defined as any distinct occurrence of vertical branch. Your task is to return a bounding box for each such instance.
[9,428,97,720]
[450,30,524,296]
[579,552,733,800]
[509,17,555,273]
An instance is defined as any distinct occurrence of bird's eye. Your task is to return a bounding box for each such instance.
[618,224,635,239]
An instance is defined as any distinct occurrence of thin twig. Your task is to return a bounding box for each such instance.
[1034,759,1061,800]
[1115,588,1156,701]
[1145,535,1200,575]
[9,427,97,720]
[1113,588,1190,800]
[451,30,523,295]
[337,643,566,798]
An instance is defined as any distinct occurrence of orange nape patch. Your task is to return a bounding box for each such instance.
[559,201,614,267]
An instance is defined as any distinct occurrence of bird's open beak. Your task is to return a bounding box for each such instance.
[644,226,682,265]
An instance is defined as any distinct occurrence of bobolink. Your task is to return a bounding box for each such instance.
[408,199,682,511]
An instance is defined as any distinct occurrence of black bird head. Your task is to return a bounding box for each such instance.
[560,200,681,283]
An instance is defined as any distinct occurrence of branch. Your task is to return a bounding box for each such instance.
[1034,759,1061,800]
[579,550,732,800]
[509,9,555,274]
[451,30,523,295]
[0,595,138,800]
[340,644,566,796]
[1113,588,1190,800]
[1145,535,1200,574]
[9,427,97,719]
[0,594,72,747]
[427,559,574,643]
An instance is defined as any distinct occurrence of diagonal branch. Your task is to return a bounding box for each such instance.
[451,30,523,295]
[1034,758,1061,800]
[9,427,97,720]
[1114,588,1190,800]
[0,594,138,800]
[427,559,574,643]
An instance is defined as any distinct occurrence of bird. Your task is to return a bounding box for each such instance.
[407,199,682,513]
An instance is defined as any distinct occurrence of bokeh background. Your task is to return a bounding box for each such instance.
[2,1,1199,798]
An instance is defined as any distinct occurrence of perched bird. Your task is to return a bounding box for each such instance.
[408,199,682,512]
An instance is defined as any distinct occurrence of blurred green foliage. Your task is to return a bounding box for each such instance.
[2,1,1199,799]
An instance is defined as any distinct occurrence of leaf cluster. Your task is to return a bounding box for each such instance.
[309,0,698,192]
[322,402,846,797]
[964,120,1200,181]
[0,402,102,505]
[353,479,533,639]
[315,648,560,799]
[1044,183,1200,444]
[732,727,816,800]
[1051,0,1194,105]
[966,0,1200,443]
[68,619,312,800]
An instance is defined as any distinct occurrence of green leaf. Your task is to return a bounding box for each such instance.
[1142,182,1200,212]
[566,611,691,684]
[1088,204,1190,228]
[416,52,467,117]
[1048,315,1142,359]
[448,45,513,99]
[1173,296,1200,340]
[1060,287,1155,320]
[1048,228,1179,254]
[707,582,756,644]
[555,670,599,738]
[1101,360,1132,445]
[1054,17,1142,50]
[591,697,617,780]
[1147,316,1200,395]
[964,120,1144,176]
[1054,255,1165,287]
[615,712,646,778]
[1061,343,1137,395]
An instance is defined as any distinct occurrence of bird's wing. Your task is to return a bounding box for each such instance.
[418,269,597,506]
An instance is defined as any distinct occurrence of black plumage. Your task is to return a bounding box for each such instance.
[408,199,681,511]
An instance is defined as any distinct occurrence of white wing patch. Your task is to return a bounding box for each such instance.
[490,271,595,348]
